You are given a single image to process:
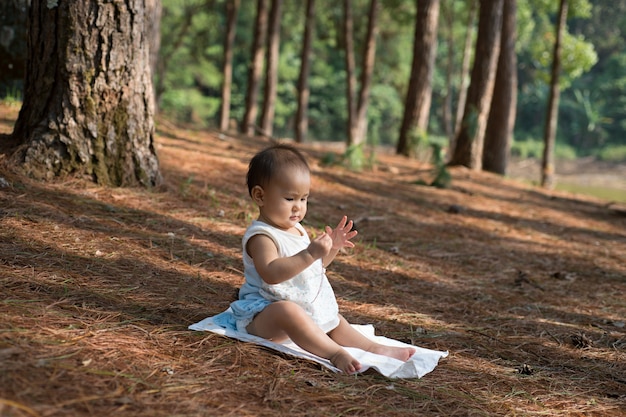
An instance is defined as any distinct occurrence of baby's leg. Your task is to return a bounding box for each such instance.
[328,315,416,362]
[246,301,361,374]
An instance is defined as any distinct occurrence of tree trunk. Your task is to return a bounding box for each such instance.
[343,0,357,145]
[11,0,161,186]
[396,0,440,157]
[483,0,517,175]
[541,0,568,189]
[242,0,268,137]
[442,2,454,139]
[260,0,283,138]
[449,0,503,170]
[146,0,161,113]
[220,0,240,132]
[450,0,477,155]
[353,0,379,146]
[295,0,316,143]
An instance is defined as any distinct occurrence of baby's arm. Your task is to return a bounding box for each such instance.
[322,216,358,267]
[247,233,332,285]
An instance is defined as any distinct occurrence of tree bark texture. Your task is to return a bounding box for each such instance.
[541,0,568,189]
[396,0,440,157]
[12,0,161,186]
[453,0,477,141]
[295,0,315,143]
[449,0,503,170]
[483,0,517,175]
[352,0,379,146]
[242,0,268,136]
[260,0,283,138]
[343,0,357,145]
[220,0,240,132]
[442,2,454,139]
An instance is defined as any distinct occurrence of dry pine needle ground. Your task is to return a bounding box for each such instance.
[1,104,625,416]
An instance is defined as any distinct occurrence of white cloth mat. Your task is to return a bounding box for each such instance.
[189,312,448,379]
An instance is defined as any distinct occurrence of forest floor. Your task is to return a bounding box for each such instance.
[0,102,625,416]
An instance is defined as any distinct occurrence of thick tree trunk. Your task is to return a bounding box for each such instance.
[449,0,503,170]
[483,0,517,175]
[242,0,269,137]
[220,0,240,132]
[353,0,379,146]
[396,0,440,157]
[541,0,568,189]
[11,0,160,186]
[260,0,283,138]
[295,0,316,143]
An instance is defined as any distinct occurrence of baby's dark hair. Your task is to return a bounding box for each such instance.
[246,143,310,196]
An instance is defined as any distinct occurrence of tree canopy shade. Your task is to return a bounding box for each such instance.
[11,0,161,186]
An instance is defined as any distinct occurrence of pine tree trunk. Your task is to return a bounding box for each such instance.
[396,0,440,157]
[483,0,517,175]
[442,2,454,139]
[242,0,268,137]
[220,0,240,132]
[260,0,283,138]
[453,0,477,141]
[343,0,357,145]
[11,0,161,186]
[295,0,316,143]
[541,0,568,189]
[449,0,503,170]
[353,0,379,146]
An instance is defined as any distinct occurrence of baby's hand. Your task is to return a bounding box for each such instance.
[307,233,332,259]
[326,216,358,250]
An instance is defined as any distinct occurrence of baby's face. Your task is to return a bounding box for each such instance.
[257,166,311,232]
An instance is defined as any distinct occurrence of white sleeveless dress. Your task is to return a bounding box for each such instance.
[223,220,340,334]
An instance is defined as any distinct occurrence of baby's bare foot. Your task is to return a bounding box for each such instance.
[330,349,362,374]
[369,344,416,362]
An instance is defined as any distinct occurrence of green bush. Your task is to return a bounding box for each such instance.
[511,139,544,159]
[511,138,578,160]
[595,144,626,162]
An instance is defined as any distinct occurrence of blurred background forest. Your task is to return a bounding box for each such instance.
[1,0,624,177]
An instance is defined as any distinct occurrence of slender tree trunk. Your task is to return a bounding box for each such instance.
[396,0,440,157]
[260,0,283,138]
[442,2,454,139]
[220,0,240,132]
[450,0,477,155]
[449,0,503,170]
[295,0,316,143]
[343,0,357,145]
[353,0,379,146]
[146,0,161,113]
[11,0,161,186]
[541,0,568,189]
[483,0,517,174]
[242,0,268,136]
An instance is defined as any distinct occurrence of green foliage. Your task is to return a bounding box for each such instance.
[0,85,22,107]
[413,137,451,189]
[511,138,578,160]
[155,0,624,163]
[511,139,544,160]
[429,141,451,189]
[595,145,626,162]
